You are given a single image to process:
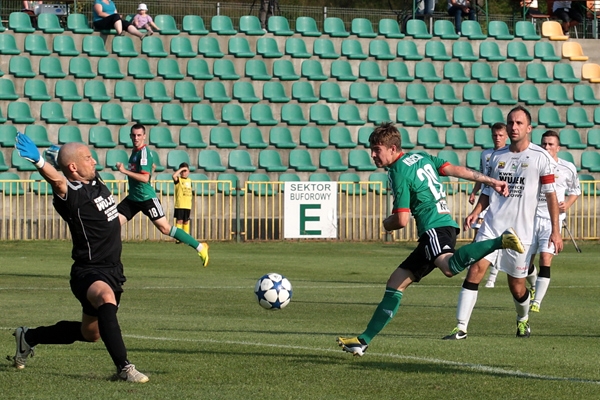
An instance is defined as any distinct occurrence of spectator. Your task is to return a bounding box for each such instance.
[522,0,543,17]
[553,1,583,34]
[416,0,438,16]
[92,0,146,39]
[22,1,42,28]
[259,0,279,30]
[448,0,476,34]
[132,3,160,35]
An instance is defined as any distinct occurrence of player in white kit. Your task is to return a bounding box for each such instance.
[529,130,580,312]
[444,106,563,340]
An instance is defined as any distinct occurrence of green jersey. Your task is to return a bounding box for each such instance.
[126,145,156,202]
[388,152,459,237]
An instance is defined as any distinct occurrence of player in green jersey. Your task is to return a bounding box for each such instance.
[337,122,525,356]
[116,124,209,266]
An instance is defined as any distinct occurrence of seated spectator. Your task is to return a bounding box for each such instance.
[92,0,146,39]
[553,0,583,34]
[132,3,160,35]
[416,0,438,16]
[448,0,476,34]
[522,0,542,16]
[22,1,42,27]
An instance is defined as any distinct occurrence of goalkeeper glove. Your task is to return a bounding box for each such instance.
[15,132,45,168]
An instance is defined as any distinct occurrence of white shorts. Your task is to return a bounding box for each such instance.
[530,218,557,255]
[471,209,488,230]
[476,232,534,278]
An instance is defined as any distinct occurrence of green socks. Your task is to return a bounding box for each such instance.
[449,236,503,276]
[359,287,403,344]
[169,226,200,249]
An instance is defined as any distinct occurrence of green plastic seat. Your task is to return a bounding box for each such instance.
[289,149,317,172]
[587,129,600,148]
[37,13,64,33]
[474,128,494,148]
[162,104,189,126]
[273,59,300,80]
[534,42,561,62]
[310,104,337,125]
[222,104,249,126]
[8,102,35,124]
[69,57,96,79]
[466,150,483,170]
[396,105,424,126]
[150,126,177,148]
[156,58,184,80]
[105,149,129,171]
[592,107,600,125]
[553,63,580,84]
[490,84,517,105]
[182,15,208,35]
[331,60,357,81]
[406,83,433,104]
[351,18,377,38]
[141,36,168,57]
[81,36,109,57]
[566,107,593,128]
[479,42,506,62]
[300,59,326,81]
[281,104,308,125]
[443,62,469,82]
[488,20,514,40]
[213,59,240,80]
[314,38,340,59]
[348,149,377,171]
[378,18,404,38]
[292,81,318,103]
[425,105,452,127]
[258,150,287,172]
[452,41,478,61]
[446,128,474,149]
[378,83,405,104]
[198,36,224,58]
[67,13,94,34]
[0,33,20,55]
[0,125,18,147]
[229,150,257,172]
[368,172,389,194]
[53,35,79,56]
[336,104,364,125]
[267,16,294,36]
[54,79,83,101]
[559,129,586,149]
[10,56,36,78]
[351,80,375,102]
[97,58,125,79]
[0,79,18,100]
[211,15,237,35]
[9,12,35,33]
[131,103,159,125]
[538,107,566,128]
[24,34,50,56]
[247,173,278,196]
[251,104,278,126]
[369,39,395,60]
[144,81,171,102]
[90,149,104,170]
[204,81,231,103]
[97,172,119,195]
[581,151,600,172]
[578,174,600,195]
[358,60,385,81]
[11,149,37,171]
[192,104,219,125]
[433,19,460,39]
[89,126,117,148]
[239,15,264,35]
[433,83,460,105]
[357,127,373,147]
[29,171,52,194]
[519,84,546,106]
[574,85,600,105]
[460,20,486,40]
[112,36,139,57]
[557,151,579,170]
[531,128,545,145]
[245,59,272,80]
[24,125,52,146]
[148,150,164,172]
[341,39,367,59]
[324,17,350,37]
[269,127,297,148]
[319,82,347,103]
[179,126,207,148]
[405,19,432,39]
[417,128,444,149]
[320,149,348,172]
[170,36,196,58]
[189,173,214,196]
[414,61,441,82]
[71,102,99,124]
[257,37,283,58]
[154,15,180,35]
[329,126,357,148]
[526,63,552,83]
[471,62,498,83]
[187,58,213,80]
[128,58,155,79]
[425,41,451,61]
[263,81,290,103]
[546,84,574,105]
[296,16,321,36]
[339,172,367,195]
[199,150,226,172]
[0,171,24,194]
[24,79,51,101]
[368,105,391,125]
[285,37,311,58]
[228,37,255,58]
[233,81,260,103]
[498,62,525,83]
[397,41,423,60]
[453,106,481,128]
[299,127,327,148]
[113,81,141,102]
[240,127,268,149]
[84,80,110,102]
[216,173,244,195]
[515,21,541,40]
[101,103,128,125]
[438,150,461,167]
[171,81,200,103]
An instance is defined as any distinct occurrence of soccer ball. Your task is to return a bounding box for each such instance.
[254,273,292,310]
[44,145,61,168]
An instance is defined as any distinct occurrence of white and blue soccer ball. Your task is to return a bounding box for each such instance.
[254,273,292,310]
[44,144,61,168]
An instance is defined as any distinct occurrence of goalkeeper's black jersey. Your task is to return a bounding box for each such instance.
[53,173,122,266]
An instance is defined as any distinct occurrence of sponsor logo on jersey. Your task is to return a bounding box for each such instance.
[498,161,506,169]
[521,163,529,169]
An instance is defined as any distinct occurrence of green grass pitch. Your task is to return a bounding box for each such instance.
[0,240,599,399]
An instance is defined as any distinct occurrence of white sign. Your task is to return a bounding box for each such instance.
[284,182,338,238]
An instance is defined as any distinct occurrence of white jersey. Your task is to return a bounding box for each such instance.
[481,143,557,245]
[535,158,580,223]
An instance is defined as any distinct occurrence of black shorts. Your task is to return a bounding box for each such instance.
[118,197,165,222]
[174,208,191,222]
[93,13,133,31]
[554,8,583,23]
[398,226,459,282]
[70,264,125,317]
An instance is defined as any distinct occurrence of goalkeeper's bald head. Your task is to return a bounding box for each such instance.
[57,143,96,181]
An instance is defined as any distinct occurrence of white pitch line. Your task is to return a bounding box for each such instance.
[123,333,600,385]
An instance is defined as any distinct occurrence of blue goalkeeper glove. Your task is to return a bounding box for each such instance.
[15,131,45,168]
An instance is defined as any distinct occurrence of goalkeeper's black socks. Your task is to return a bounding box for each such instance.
[25,320,87,346]
[97,303,130,370]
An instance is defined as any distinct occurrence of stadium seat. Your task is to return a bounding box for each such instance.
[182,15,208,35]
[368,105,391,125]
[557,151,579,170]
[198,36,224,58]
[350,82,376,104]
[70,102,99,124]
[199,150,226,172]
[211,15,237,35]
[167,150,195,171]
[417,128,445,149]
[531,128,545,145]
[0,33,20,55]
[443,62,470,82]
[320,149,348,171]
[574,85,600,105]
[578,173,599,196]
[228,37,255,58]
[329,127,357,148]
[379,18,404,38]
[498,62,525,83]
[581,151,600,172]
[357,127,372,147]
[396,105,424,126]
[173,81,201,103]
[359,60,386,81]
[479,41,506,62]
[452,41,478,61]
[339,172,367,195]
[180,126,207,149]
[251,104,278,126]
[216,173,244,196]
[563,42,589,62]
[378,83,405,104]
[232,81,260,104]
[101,103,128,125]
[368,172,389,194]
[453,106,481,128]
[406,83,433,104]
[221,104,249,126]
[310,104,336,125]
[507,41,533,61]
[424,106,452,127]
[247,173,278,196]
[461,20,486,39]
[167,37,195,58]
[331,60,357,81]
[67,13,94,34]
[255,37,282,59]
[553,63,580,83]
[239,15,264,35]
[113,81,141,103]
[515,20,541,40]
[538,107,566,128]
[186,58,213,80]
[285,37,311,58]
[534,41,561,62]
[24,79,50,101]
[433,83,460,105]
[425,41,452,61]
[348,149,377,171]
[0,125,17,147]
[433,19,460,39]
[541,21,568,40]
[319,82,347,103]
[300,127,327,148]
[490,84,517,105]
[131,103,159,125]
[144,81,171,102]
[281,104,308,125]
[351,18,377,38]
[296,16,321,36]
[82,36,108,57]
[446,128,474,149]
[10,56,36,78]
[273,59,300,80]
[519,84,546,106]
[69,57,96,79]
[324,17,350,37]
[546,84,574,105]
[397,41,423,60]
[0,171,25,195]
[112,36,138,57]
[369,39,395,60]
[471,61,498,83]
[150,127,177,148]
[89,126,117,148]
[154,173,175,195]
[267,16,294,36]
[582,63,600,83]
[0,79,17,101]
[269,127,297,148]
[12,149,37,171]
[466,150,482,170]
[263,81,290,103]
[58,126,84,145]
[162,104,189,126]
[559,129,586,149]
[313,38,339,59]
[213,59,240,80]
[30,171,52,195]
[594,107,600,125]
[259,149,287,172]
[338,104,366,125]
[414,61,442,82]
[278,173,301,186]
[8,11,34,33]
[128,58,155,79]
[24,125,52,147]
[387,62,414,82]
[105,149,129,171]
[474,128,494,148]
[566,107,594,128]
[488,20,513,40]
[438,150,460,167]
[245,59,272,80]
[229,150,257,172]
[204,81,231,103]
[157,58,184,80]
[24,34,50,56]
[8,102,35,124]
[98,57,125,79]
[292,81,319,103]
[154,14,180,35]
[83,80,110,102]
[405,19,432,39]
[240,127,268,149]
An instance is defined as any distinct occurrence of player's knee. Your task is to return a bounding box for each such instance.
[81,325,100,342]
